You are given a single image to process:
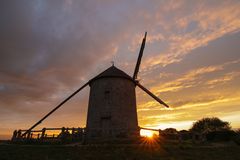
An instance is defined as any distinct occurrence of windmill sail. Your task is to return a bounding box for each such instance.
[133,32,147,80]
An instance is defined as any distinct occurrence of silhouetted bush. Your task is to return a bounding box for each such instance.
[190,117,231,134]
[179,130,192,140]
[234,129,240,145]
[206,130,235,141]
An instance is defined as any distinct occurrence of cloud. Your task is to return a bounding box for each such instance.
[152,65,222,93]
[147,59,240,94]
[175,97,240,110]
[140,0,240,68]
[206,71,240,86]
[0,1,125,112]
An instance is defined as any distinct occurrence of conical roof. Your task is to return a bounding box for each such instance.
[90,65,133,83]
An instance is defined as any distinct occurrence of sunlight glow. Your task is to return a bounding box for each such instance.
[140,129,154,138]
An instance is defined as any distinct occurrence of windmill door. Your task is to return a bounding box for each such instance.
[101,116,111,137]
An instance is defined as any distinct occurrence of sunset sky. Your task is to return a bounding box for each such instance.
[1,0,240,139]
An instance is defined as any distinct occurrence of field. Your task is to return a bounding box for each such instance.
[0,140,240,160]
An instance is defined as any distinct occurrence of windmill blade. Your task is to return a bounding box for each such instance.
[133,32,147,80]
[136,82,169,108]
[22,81,89,137]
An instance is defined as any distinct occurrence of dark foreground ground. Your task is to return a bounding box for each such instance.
[0,140,240,160]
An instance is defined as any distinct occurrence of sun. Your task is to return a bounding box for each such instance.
[140,129,154,138]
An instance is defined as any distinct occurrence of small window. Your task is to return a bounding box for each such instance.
[105,90,110,94]
[104,90,110,99]
[104,90,110,105]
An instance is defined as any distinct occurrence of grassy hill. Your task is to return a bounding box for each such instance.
[0,140,240,160]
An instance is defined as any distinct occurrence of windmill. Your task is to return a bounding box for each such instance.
[21,32,169,141]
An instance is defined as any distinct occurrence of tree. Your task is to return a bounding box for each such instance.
[234,129,240,145]
[190,117,231,133]
[163,128,178,134]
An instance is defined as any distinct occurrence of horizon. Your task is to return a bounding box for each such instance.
[1,0,240,140]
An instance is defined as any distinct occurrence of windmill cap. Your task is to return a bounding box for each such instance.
[90,66,133,83]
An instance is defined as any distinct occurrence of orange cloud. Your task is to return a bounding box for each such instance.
[206,71,240,86]
[147,59,239,94]
[152,65,223,93]
[140,1,240,68]
[138,96,240,130]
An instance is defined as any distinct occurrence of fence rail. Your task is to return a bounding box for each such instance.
[11,127,85,142]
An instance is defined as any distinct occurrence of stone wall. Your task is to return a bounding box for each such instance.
[86,77,139,139]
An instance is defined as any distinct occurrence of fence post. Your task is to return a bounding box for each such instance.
[41,128,46,140]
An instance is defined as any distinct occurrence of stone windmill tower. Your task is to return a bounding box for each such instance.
[21,32,169,141]
[86,66,139,139]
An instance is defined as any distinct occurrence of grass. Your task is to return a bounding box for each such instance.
[0,140,240,160]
